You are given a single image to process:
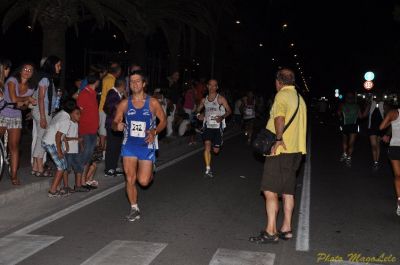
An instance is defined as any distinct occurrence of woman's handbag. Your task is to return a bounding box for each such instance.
[252,92,300,155]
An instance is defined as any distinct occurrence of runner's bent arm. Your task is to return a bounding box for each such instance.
[145,98,167,143]
[380,109,398,131]
[112,99,128,131]
[216,96,232,123]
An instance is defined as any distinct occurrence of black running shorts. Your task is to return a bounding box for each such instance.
[341,124,359,135]
[202,127,223,148]
[261,153,302,195]
[388,146,400,160]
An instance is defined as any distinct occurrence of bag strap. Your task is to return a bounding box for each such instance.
[283,92,300,133]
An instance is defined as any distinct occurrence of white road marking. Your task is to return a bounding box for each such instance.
[0,132,241,264]
[296,131,311,252]
[209,248,275,265]
[0,234,62,265]
[80,240,167,265]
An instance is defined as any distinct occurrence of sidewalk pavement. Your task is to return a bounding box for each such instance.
[0,125,241,207]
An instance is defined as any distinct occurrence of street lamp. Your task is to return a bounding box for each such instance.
[290,43,295,47]
[259,43,263,47]
[236,20,241,24]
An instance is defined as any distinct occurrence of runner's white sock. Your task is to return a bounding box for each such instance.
[131,204,139,210]
[206,166,211,172]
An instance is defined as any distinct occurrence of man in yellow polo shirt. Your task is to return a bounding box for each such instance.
[250,68,307,244]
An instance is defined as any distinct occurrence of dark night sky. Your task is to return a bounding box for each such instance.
[235,0,400,97]
[1,0,399,98]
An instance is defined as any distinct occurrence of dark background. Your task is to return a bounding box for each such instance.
[0,0,399,99]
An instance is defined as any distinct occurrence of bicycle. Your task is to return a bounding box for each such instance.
[0,99,17,180]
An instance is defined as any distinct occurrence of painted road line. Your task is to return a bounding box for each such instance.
[296,131,311,252]
[11,131,240,236]
[0,132,240,264]
[209,248,275,265]
[80,240,167,265]
[0,234,62,265]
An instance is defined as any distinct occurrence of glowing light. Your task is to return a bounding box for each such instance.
[112,34,117,39]
[364,71,375,81]
[236,20,241,24]
[259,43,263,47]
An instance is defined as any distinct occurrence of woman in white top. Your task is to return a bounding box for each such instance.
[379,108,400,216]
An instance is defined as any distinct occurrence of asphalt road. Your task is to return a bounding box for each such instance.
[0,119,399,265]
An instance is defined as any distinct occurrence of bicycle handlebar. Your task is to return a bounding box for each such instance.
[0,99,17,111]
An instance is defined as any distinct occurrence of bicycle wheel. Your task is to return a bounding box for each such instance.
[0,140,6,180]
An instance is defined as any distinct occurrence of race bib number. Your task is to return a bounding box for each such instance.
[245,107,254,116]
[207,115,219,128]
[130,121,146,137]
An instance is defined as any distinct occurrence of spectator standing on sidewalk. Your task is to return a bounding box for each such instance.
[380,108,400,216]
[77,74,100,189]
[98,62,122,157]
[337,91,362,167]
[32,56,62,178]
[113,70,166,222]
[183,81,197,121]
[0,63,37,185]
[249,68,307,243]
[44,99,81,197]
[196,79,232,178]
[62,106,88,193]
[103,78,126,177]
[0,59,11,97]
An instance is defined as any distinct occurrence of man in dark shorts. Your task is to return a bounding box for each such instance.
[196,79,231,178]
[337,91,362,167]
[249,68,307,243]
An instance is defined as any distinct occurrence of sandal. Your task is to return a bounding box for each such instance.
[277,230,293,240]
[34,171,50,177]
[11,177,21,185]
[249,231,279,244]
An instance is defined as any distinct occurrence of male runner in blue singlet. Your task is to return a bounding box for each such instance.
[113,71,166,222]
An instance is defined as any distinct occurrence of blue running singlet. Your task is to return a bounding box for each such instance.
[121,96,157,161]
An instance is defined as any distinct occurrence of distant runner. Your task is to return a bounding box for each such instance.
[196,79,231,178]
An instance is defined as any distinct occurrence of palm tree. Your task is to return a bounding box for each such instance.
[0,0,145,63]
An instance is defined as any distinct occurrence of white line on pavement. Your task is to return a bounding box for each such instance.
[0,234,62,265]
[10,131,241,236]
[80,240,167,265]
[296,130,311,252]
[209,248,275,265]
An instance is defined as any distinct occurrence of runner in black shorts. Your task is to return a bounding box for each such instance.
[362,95,386,170]
[337,91,362,167]
[196,79,231,178]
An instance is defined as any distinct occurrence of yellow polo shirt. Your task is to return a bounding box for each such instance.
[266,86,307,155]
[99,73,116,111]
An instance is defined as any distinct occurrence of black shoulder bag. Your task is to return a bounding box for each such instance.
[252,92,300,156]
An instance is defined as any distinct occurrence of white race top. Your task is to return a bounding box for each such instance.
[204,94,226,129]
[390,109,400,147]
